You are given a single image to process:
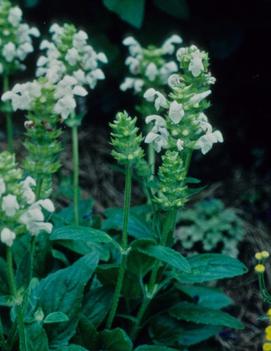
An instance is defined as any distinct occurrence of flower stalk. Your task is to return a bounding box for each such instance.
[3,75,13,152]
[106,164,132,329]
[72,125,80,225]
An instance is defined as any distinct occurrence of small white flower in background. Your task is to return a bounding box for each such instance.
[168,101,184,124]
[195,130,223,154]
[8,6,22,27]
[120,77,144,93]
[0,228,16,247]
[0,178,6,197]
[162,34,183,55]
[2,42,16,62]
[121,34,182,94]
[0,1,40,75]
[2,194,20,217]
[0,152,55,247]
[37,23,107,97]
[144,88,168,111]
[167,74,181,88]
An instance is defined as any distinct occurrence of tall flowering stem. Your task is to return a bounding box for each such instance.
[131,42,223,340]
[36,23,107,221]
[106,112,144,329]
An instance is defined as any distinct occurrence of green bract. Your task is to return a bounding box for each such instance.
[110,111,144,165]
[154,151,187,209]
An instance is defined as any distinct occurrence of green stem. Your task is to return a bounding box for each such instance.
[72,125,79,225]
[147,143,155,177]
[6,248,27,351]
[3,75,14,152]
[131,209,177,340]
[106,164,132,329]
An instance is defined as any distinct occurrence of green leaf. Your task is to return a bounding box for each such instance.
[169,301,244,329]
[57,345,89,351]
[83,287,113,327]
[134,241,190,272]
[102,0,145,28]
[173,254,247,283]
[176,284,233,309]
[102,208,154,239]
[52,199,93,227]
[135,346,179,351]
[44,312,69,324]
[28,253,99,349]
[25,322,49,351]
[50,225,114,244]
[153,0,189,19]
[100,328,133,351]
[177,325,222,346]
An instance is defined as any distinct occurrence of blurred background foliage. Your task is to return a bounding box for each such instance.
[3,0,271,185]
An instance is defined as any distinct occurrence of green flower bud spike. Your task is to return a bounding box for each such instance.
[106,111,144,329]
[154,150,187,210]
[110,111,144,166]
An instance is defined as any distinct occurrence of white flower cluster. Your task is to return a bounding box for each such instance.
[143,45,223,155]
[0,0,39,75]
[36,23,107,90]
[0,175,55,247]
[1,75,87,120]
[120,35,182,94]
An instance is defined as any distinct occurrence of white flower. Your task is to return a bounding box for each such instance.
[65,48,79,66]
[168,101,184,124]
[125,56,140,74]
[21,176,36,204]
[8,6,22,27]
[0,228,16,247]
[160,61,178,82]
[2,194,20,217]
[120,77,144,92]
[167,74,181,88]
[97,52,108,63]
[123,36,142,56]
[0,178,6,197]
[16,42,33,60]
[176,139,184,151]
[145,115,169,152]
[73,30,88,50]
[195,130,223,154]
[20,204,44,225]
[144,88,168,111]
[37,199,55,212]
[162,34,183,54]
[189,51,204,77]
[189,90,211,106]
[28,222,53,236]
[2,42,16,62]
[54,95,76,120]
[145,63,158,81]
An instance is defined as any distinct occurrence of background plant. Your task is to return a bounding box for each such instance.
[175,198,245,257]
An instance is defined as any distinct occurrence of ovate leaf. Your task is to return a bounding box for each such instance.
[44,312,69,324]
[100,328,133,351]
[176,284,233,309]
[134,242,190,272]
[102,0,145,28]
[169,301,244,329]
[102,208,154,239]
[28,253,99,348]
[154,0,189,20]
[173,254,247,283]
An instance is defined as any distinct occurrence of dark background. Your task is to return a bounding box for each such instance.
[14,0,271,183]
